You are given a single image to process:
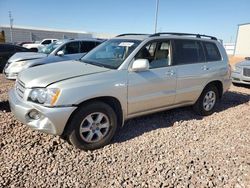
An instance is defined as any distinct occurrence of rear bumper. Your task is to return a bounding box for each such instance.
[223,78,232,93]
[8,89,76,135]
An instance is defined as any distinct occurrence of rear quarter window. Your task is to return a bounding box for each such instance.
[203,42,221,61]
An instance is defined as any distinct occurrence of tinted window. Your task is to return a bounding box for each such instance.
[0,44,15,52]
[41,40,52,45]
[135,40,171,69]
[173,40,205,65]
[203,42,221,61]
[63,41,80,54]
[80,41,96,53]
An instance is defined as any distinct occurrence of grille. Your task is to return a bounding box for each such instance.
[243,68,250,77]
[15,79,26,99]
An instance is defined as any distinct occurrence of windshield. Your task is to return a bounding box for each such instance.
[38,41,63,54]
[80,39,141,69]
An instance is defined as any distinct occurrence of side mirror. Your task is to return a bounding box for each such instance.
[57,50,64,56]
[131,59,149,72]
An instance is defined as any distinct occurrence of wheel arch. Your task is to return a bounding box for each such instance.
[204,80,223,99]
[62,96,124,138]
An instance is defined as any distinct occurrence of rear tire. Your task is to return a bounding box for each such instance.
[193,85,218,116]
[67,102,118,150]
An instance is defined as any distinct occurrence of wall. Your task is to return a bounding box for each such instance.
[0,26,92,43]
[234,23,250,57]
[223,43,235,56]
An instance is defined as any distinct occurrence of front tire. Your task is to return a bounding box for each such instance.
[67,102,118,150]
[193,85,218,116]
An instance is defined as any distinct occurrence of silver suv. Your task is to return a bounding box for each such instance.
[8,33,231,150]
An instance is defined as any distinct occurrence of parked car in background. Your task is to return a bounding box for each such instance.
[0,43,33,72]
[4,39,103,79]
[8,33,231,150]
[232,57,250,85]
[16,41,34,47]
[23,38,58,52]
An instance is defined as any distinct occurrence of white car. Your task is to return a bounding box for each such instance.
[232,57,250,85]
[23,39,58,52]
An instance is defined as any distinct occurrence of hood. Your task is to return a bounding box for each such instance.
[8,52,47,63]
[18,60,110,88]
[236,60,250,67]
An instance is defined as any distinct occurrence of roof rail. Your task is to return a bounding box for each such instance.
[150,32,217,40]
[116,33,149,37]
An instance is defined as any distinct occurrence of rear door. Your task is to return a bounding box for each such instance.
[172,39,209,104]
[127,40,177,115]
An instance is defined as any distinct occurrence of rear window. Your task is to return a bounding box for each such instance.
[41,40,52,45]
[203,42,221,61]
[80,41,97,53]
[173,40,205,65]
[15,46,29,52]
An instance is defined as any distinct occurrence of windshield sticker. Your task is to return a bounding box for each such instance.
[118,42,134,47]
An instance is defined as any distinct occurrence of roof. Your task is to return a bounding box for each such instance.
[238,23,250,26]
[59,38,105,43]
[115,33,218,41]
[115,34,149,41]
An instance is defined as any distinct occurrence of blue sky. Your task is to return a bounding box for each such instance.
[0,0,249,42]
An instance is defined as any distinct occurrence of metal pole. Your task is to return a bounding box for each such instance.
[9,11,14,43]
[154,0,159,33]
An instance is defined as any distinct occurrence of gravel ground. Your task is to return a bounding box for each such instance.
[0,73,250,188]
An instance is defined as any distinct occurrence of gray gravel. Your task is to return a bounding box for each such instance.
[0,74,250,188]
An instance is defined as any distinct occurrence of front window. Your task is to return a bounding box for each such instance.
[80,39,141,69]
[38,41,63,54]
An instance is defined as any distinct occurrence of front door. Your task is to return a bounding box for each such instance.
[127,40,177,115]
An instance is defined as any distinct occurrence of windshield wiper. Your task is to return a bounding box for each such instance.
[80,59,115,69]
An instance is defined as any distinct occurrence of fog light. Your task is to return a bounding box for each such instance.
[28,110,41,120]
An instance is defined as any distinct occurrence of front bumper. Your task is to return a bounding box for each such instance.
[232,71,250,85]
[3,71,18,80]
[8,89,77,135]
[3,65,18,80]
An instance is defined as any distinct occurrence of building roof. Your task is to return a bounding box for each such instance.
[238,23,250,26]
[0,24,88,34]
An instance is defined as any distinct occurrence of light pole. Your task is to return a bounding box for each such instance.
[154,0,159,33]
[9,11,14,43]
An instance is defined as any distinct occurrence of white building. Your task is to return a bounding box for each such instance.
[0,25,115,43]
[234,23,250,57]
[223,43,235,56]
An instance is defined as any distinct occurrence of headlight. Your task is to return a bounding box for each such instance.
[28,88,60,106]
[9,61,29,72]
[234,66,242,73]
[232,64,242,72]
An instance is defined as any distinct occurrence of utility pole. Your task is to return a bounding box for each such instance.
[9,11,14,43]
[154,0,159,33]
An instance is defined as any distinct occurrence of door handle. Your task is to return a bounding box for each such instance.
[202,65,210,71]
[165,70,175,76]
